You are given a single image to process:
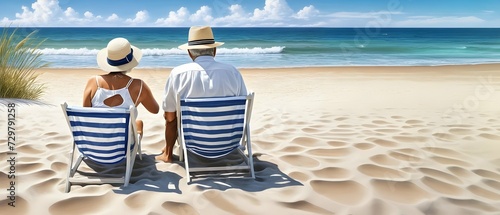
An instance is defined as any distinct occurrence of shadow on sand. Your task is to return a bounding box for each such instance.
[76,153,302,194]
[76,154,183,195]
[188,156,303,192]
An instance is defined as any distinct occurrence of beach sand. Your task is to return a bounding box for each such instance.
[1,64,500,214]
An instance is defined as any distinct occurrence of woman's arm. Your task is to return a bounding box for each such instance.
[138,81,160,114]
[82,77,96,107]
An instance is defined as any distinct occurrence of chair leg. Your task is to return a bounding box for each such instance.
[182,144,191,183]
[70,155,84,177]
[137,134,142,160]
[65,150,75,193]
[65,181,72,193]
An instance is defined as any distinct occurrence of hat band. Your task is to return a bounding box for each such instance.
[107,49,133,66]
[188,39,215,46]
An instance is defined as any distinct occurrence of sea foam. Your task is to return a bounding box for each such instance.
[38,46,285,56]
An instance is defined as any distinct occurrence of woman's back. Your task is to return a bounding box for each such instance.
[91,74,141,108]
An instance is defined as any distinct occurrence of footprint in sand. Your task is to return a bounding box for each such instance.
[405,119,425,125]
[483,179,500,191]
[372,120,391,125]
[374,128,401,133]
[389,151,422,163]
[370,154,401,166]
[49,192,113,215]
[418,167,463,185]
[280,155,320,168]
[312,167,351,180]
[253,140,278,150]
[448,128,475,135]
[422,147,471,161]
[29,178,60,194]
[280,201,334,215]
[431,156,472,167]
[354,142,376,150]
[472,169,500,181]
[446,198,499,212]
[335,116,349,121]
[291,137,322,147]
[371,180,430,204]
[0,196,28,214]
[281,146,307,153]
[307,148,351,158]
[326,140,348,147]
[478,133,500,140]
[431,133,457,141]
[367,138,398,147]
[161,201,198,214]
[421,176,465,196]
[393,135,429,143]
[358,164,409,181]
[289,171,310,182]
[311,180,367,205]
[467,185,500,201]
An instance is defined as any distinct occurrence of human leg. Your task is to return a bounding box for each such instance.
[156,112,177,162]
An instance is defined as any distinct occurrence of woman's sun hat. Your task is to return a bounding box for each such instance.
[178,26,224,50]
[97,37,142,72]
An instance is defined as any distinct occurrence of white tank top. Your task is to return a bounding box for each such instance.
[91,76,142,113]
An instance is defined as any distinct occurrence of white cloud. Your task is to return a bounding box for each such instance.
[1,0,105,26]
[3,0,493,27]
[155,6,214,26]
[155,7,189,26]
[1,0,62,25]
[189,6,213,24]
[294,5,319,20]
[106,13,120,22]
[395,16,485,27]
[251,0,293,21]
[328,11,403,19]
[213,4,250,26]
[64,7,77,18]
[126,10,149,25]
[84,11,94,19]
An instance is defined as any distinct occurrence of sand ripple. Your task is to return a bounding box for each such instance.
[311,180,367,205]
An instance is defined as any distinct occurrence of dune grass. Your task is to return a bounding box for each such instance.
[0,28,47,100]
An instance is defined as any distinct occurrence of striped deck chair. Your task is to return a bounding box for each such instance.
[177,92,255,182]
[61,103,142,192]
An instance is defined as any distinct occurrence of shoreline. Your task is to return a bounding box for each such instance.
[37,62,500,72]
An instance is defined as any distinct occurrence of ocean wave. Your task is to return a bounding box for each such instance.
[37,46,285,56]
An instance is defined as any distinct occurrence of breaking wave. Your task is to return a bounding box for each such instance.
[38,46,286,56]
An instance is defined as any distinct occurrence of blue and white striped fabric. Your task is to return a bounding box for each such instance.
[180,96,247,159]
[66,107,131,164]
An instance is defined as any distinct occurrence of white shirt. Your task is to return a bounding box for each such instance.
[163,56,248,112]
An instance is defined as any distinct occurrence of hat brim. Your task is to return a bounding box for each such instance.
[178,42,224,50]
[97,45,143,72]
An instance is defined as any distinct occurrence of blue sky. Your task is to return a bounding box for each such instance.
[1,0,499,27]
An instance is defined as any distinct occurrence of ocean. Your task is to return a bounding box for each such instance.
[4,27,500,68]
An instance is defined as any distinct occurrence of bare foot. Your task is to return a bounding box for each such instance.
[155,152,172,163]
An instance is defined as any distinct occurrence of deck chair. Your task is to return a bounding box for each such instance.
[61,103,142,192]
[177,92,255,182]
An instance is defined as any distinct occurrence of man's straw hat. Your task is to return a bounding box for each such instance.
[178,26,224,50]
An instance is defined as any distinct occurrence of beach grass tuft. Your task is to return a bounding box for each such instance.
[0,28,47,100]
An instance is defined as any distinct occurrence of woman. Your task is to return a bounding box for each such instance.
[83,37,159,134]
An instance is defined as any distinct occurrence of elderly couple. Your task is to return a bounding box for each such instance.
[82,26,248,163]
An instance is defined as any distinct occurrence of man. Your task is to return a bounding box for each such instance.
[156,26,248,162]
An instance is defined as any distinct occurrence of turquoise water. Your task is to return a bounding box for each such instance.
[4,27,500,68]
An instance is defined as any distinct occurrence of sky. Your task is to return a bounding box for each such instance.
[0,0,499,27]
